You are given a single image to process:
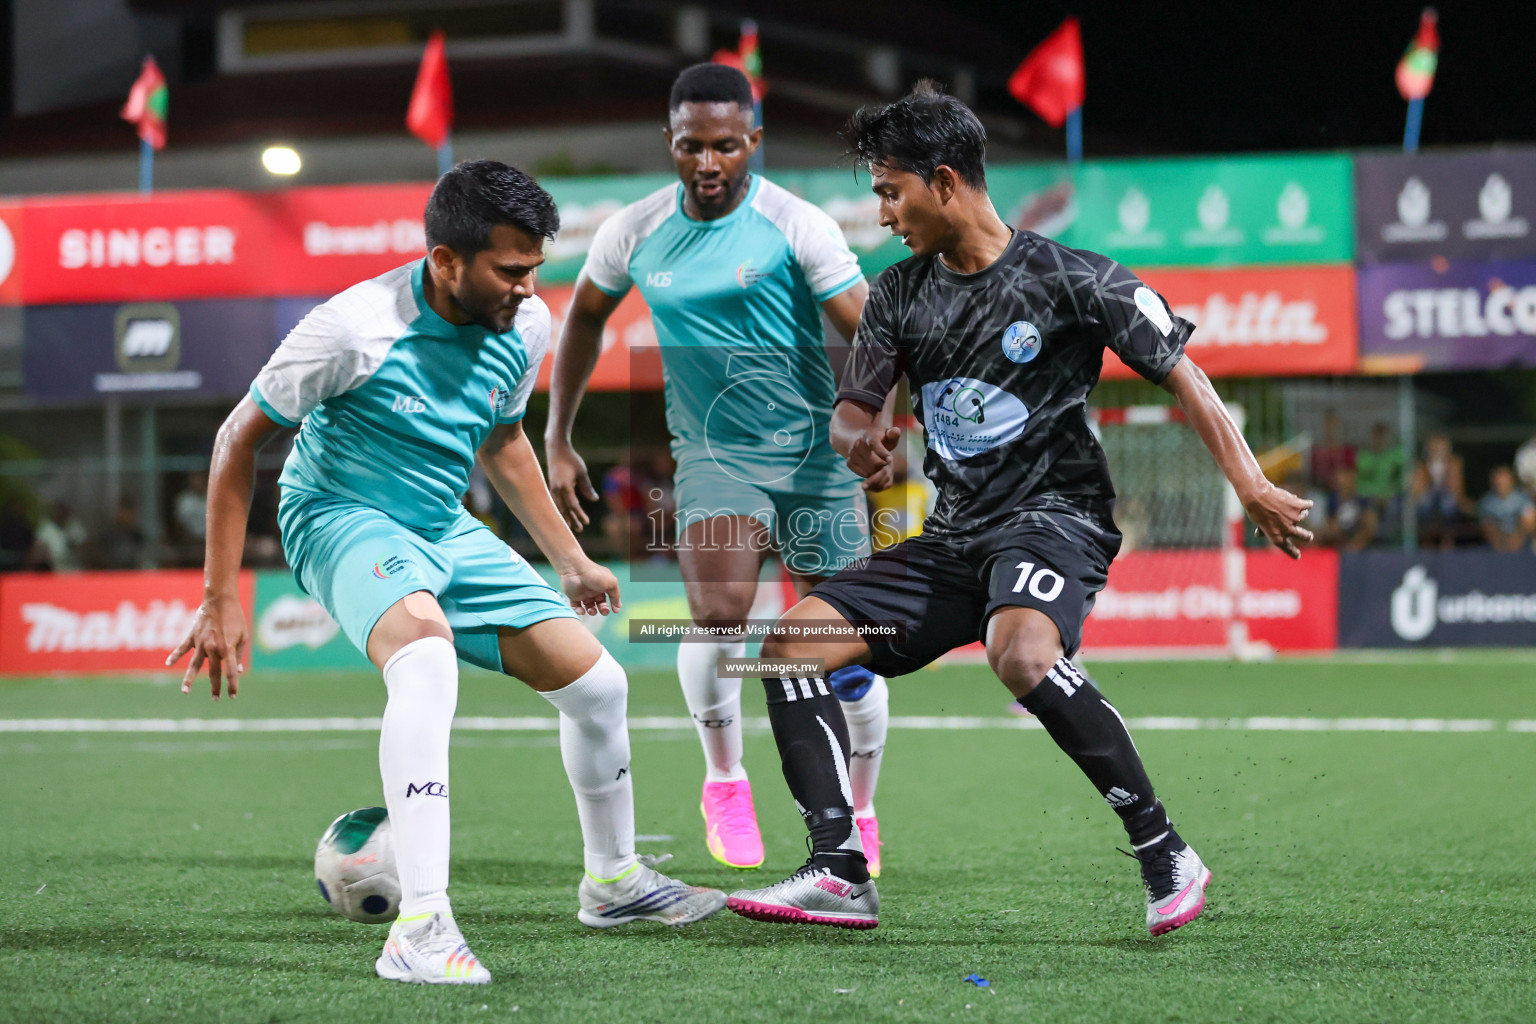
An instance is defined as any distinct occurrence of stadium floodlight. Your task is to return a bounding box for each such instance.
[261,146,302,175]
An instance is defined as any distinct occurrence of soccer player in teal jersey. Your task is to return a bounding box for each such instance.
[546,65,894,874]
[168,162,725,986]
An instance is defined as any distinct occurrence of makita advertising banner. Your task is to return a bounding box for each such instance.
[1082,549,1339,652]
[1071,154,1354,267]
[0,570,254,674]
[1338,550,1536,647]
[1102,265,1358,378]
[1355,149,1536,264]
[1356,259,1536,372]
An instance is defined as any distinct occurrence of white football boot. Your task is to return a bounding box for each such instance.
[1136,832,1212,936]
[577,861,727,928]
[375,911,491,984]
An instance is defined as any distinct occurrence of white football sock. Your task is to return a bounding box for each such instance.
[840,674,889,818]
[379,636,458,918]
[540,649,637,881]
[677,635,748,783]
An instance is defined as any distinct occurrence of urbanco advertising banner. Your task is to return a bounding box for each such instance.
[0,570,254,674]
[1356,259,1536,372]
[1070,153,1354,267]
[1081,549,1339,653]
[1101,265,1358,379]
[1355,148,1536,264]
[1338,550,1536,648]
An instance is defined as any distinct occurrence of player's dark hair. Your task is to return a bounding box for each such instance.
[669,62,754,111]
[424,159,560,255]
[840,80,987,189]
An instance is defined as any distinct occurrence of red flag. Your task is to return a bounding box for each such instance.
[1395,8,1439,101]
[120,56,168,151]
[406,31,453,149]
[712,20,767,101]
[1007,17,1085,128]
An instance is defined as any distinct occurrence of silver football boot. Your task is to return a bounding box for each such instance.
[577,860,727,928]
[1137,831,1212,936]
[728,861,879,930]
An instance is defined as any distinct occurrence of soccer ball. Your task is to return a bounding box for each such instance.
[314,807,400,924]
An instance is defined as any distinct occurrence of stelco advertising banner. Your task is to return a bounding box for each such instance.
[0,570,254,674]
[1101,265,1358,378]
[1338,550,1536,647]
[1355,148,1536,264]
[1356,259,1536,372]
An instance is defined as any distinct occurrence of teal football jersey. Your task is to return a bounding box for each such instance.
[582,176,863,470]
[250,261,547,539]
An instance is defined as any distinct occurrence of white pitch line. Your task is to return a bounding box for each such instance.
[0,715,1524,734]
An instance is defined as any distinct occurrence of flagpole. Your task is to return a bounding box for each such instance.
[1403,98,1424,153]
[138,138,154,195]
[1065,106,1083,163]
[437,138,453,177]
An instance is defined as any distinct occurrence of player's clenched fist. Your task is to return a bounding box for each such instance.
[847,426,901,480]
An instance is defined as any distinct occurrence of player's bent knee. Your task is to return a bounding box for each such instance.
[988,643,1058,697]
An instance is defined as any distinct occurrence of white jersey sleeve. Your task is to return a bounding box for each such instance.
[580,184,677,297]
[504,296,551,423]
[250,270,409,427]
[753,179,864,301]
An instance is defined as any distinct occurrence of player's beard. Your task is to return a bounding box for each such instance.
[691,171,749,217]
[454,281,520,334]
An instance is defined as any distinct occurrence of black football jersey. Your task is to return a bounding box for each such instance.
[837,229,1192,538]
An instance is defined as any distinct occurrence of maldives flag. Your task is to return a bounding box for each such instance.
[120,56,168,150]
[1396,8,1439,101]
[1007,17,1084,128]
[407,31,453,149]
[713,20,767,101]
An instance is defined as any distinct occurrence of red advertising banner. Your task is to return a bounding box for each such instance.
[0,570,254,674]
[1103,265,1358,379]
[536,285,663,392]
[0,203,21,306]
[261,183,432,298]
[1081,548,1338,652]
[18,191,274,305]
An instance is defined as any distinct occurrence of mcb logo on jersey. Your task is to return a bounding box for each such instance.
[1001,321,1042,363]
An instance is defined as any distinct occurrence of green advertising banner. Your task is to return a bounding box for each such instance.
[252,566,691,673]
[1066,153,1354,267]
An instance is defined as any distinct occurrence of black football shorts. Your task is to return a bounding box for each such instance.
[810,501,1121,677]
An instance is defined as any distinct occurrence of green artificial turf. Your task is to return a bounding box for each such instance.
[3,656,1536,1023]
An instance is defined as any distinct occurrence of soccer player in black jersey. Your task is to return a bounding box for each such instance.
[726,83,1314,935]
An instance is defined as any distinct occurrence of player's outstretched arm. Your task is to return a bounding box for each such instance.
[481,420,620,615]
[546,274,625,531]
[166,396,287,698]
[1160,358,1314,558]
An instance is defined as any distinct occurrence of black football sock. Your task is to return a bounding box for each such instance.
[762,674,870,883]
[1019,658,1172,848]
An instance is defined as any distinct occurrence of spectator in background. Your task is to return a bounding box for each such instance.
[91,500,146,569]
[1355,422,1405,508]
[1479,465,1535,552]
[0,491,35,571]
[1318,467,1378,551]
[1310,409,1356,494]
[170,470,210,566]
[602,461,646,560]
[29,500,87,571]
[1413,433,1472,549]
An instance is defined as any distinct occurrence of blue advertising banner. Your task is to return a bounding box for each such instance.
[1355,149,1536,264]
[1338,550,1536,647]
[1357,259,1536,372]
[22,297,280,400]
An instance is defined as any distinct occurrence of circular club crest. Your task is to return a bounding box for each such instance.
[1001,321,1042,364]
